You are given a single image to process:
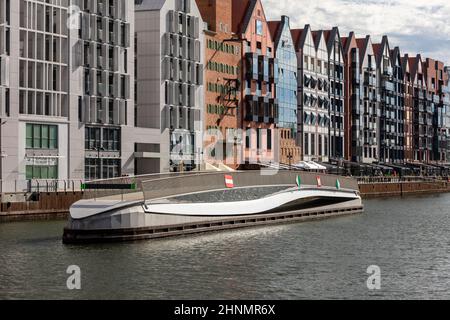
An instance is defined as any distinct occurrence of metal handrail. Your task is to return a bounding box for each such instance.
[0,179,84,194]
[356,176,449,184]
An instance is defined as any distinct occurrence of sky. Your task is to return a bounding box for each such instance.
[262,0,450,65]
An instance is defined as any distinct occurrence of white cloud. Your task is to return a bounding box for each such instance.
[262,0,450,64]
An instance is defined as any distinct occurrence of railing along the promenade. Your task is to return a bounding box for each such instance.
[0,179,84,194]
[356,176,449,184]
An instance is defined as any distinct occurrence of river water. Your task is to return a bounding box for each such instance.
[1,194,450,300]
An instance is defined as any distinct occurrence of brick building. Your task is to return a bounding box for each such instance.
[197,0,242,168]
[232,0,278,167]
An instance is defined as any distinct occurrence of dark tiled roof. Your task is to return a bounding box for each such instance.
[291,29,304,49]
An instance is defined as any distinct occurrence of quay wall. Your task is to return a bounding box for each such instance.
[0,192,82,222]
[359,181,450,198]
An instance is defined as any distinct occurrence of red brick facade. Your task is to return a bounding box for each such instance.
[197,0,242,168]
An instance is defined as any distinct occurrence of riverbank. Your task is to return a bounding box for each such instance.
[1,180,449,222]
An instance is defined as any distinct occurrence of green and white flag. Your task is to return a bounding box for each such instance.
[296,176,301,188]
[336,179,341,190]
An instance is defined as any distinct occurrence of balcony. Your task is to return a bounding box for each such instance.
[433,95,440,104]
[269,98,279,124]
[245,53,258,81]
[382,80,395,92]
[383,66,393,78]
[269,58,278,84]
[259,96,269,123]
[418,91,425,99]
[364,74,376,87]
[258,55,269,83]
[244,95,259,122]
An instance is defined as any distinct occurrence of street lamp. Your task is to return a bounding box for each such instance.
[197,148,204,172]
[287,151,293,171]
[234,136,238,169]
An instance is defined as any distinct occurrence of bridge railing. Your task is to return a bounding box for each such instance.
[80,171,216,200]
[141,171,359,201]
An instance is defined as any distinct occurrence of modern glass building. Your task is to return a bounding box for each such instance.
[268,16,299,164]
[271,16,297,138]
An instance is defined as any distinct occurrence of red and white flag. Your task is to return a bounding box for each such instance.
[316,176,322,187]
[225,175,234,188]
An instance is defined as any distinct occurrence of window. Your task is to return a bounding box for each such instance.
[267,129,272,150]
[318,135,322,156]
[5,89,10,116]
[257,129,261,150]
[85,158,100,181]
[246,128,251,148]
[256,20,263,35]
[102,128,121,151]
[26,164,58,180]
[26,124,58,149]
[304,133,309,156]
[85,127,101,150]
[102,159,121,180]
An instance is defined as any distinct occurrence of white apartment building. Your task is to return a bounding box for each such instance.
[294,25,330,163]
[357,35,379,164]
[0,0,161,192]
[325,27,345,161]
[135,0,204,173]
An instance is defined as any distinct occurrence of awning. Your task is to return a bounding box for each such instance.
[293,161,327,171]
[308,161,327,170]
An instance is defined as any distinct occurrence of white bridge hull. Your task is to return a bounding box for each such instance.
[63,172,364,244]
[143,187,360,217]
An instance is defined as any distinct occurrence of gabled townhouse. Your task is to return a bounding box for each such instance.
[356,36,379,163]
[232,0,278,167]
[323,27,345,162]
[402,54,414,163]
[268,16,300,166]
[408,54,428,162]
[423,58,447,163]
[373,36,403,164]
[341,32,362,163]
[389,46,405,163]
[292,26,330,163]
